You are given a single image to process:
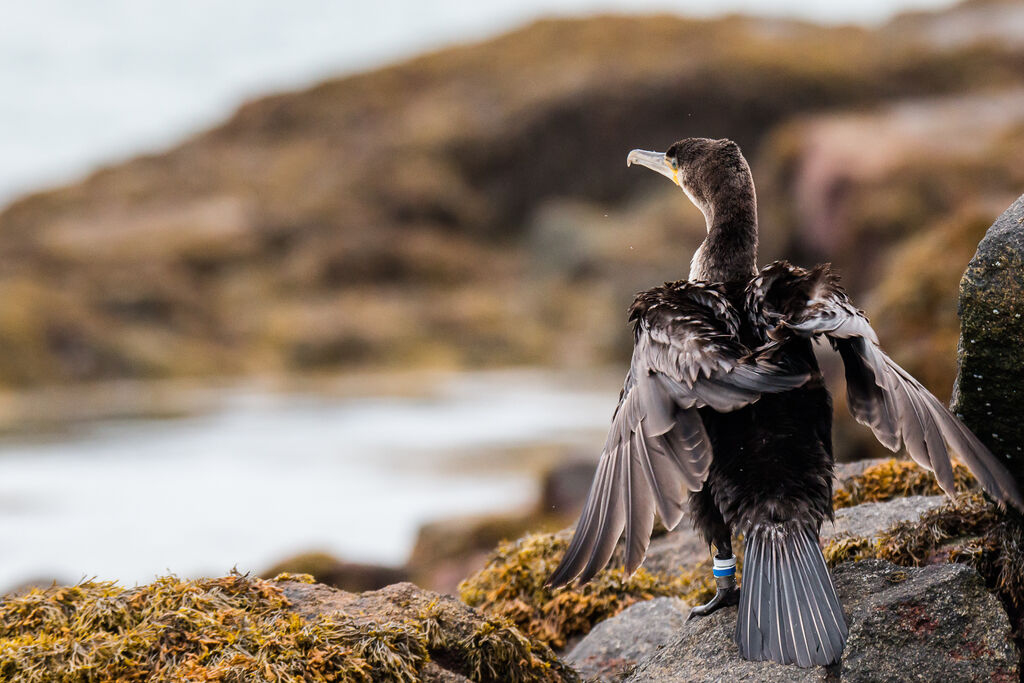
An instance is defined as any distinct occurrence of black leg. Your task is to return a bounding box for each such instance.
[687,488,740,620]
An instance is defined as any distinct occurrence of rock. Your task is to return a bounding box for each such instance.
[540,459,597,518]
[279,580,579,682]
[834,561,1017,682]
[953,192,1024,491]
[408,509,546,594]
[261,551,409,592]
[821,495,947,543]
[2,7,1022,391]
[410,459,598,594]
[624,560,1017,682]
[642,527,709,575]
[566,597,690,682]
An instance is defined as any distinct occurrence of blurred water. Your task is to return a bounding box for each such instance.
[0,0,956,205]
[0,371,616,590]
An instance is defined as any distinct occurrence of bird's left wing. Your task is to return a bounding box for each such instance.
[754,261,1024,512]
[547,282,811,587]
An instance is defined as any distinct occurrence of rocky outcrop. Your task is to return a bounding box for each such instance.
[0,573,576,682]
[624,560,1017,682]
[565,597,690,682]
[822,495,946,543]
[280,580,578,682]
[953,192,1024,491]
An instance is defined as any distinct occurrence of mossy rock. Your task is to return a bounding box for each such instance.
[953,192,1024,491]
[458,531,728,651]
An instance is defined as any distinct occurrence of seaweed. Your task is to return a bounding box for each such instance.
[822,534,877,566]
[833,458,976,509]
[0,571,574,683]
[458,532,735,650]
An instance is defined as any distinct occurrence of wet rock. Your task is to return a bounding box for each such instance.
[565,597,690,682]
[821,495,947,543]
[623,560,1017,682]
[279,580,578,682]
[953,192,1024,492]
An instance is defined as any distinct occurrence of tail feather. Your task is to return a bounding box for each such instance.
[736,523,848,667]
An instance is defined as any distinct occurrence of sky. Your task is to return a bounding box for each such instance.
[0,0,957,206]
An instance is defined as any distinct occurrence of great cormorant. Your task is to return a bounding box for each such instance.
[547,137,1024,668]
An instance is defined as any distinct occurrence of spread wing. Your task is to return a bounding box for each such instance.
[754,261,1024,512]
[547,282,811,587]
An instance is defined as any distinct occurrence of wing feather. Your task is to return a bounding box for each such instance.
[757,261,1024,511]
[547,281,811,587]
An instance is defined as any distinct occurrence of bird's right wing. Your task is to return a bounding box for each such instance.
[755,260,1024,512]
[547,282,811,587]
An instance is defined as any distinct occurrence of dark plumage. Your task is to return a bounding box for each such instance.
[547,137,1024,668]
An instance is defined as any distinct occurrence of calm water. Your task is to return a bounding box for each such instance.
[0,370,617,590]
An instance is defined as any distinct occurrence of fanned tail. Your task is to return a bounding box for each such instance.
[736,523,848,667]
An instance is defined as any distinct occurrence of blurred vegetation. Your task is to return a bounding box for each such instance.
[0,2,1021,459]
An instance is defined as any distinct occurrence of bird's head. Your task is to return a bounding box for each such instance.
[627,138,752,231]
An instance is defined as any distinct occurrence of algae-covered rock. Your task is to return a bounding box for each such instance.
[624,560,1018,682]
[0,573,576,683]
[823,495,947,544]
[831,458,975,509]
[565,597,690,682]
[281,581,578,682]
[953,192,1024,491]
[458,531,710,651]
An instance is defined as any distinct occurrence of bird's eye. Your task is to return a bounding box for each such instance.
[668,157,679,170]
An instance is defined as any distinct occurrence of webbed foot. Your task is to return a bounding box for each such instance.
[687,585,740,620]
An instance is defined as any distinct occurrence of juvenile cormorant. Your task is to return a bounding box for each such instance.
[547,137,1024,668]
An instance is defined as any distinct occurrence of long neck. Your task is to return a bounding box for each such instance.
[688,177,758,283]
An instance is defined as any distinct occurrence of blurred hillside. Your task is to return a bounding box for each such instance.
[1,0,1022,443]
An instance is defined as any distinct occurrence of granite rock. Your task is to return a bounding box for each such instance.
[566,597,691,682]
[624,560,1017,682]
